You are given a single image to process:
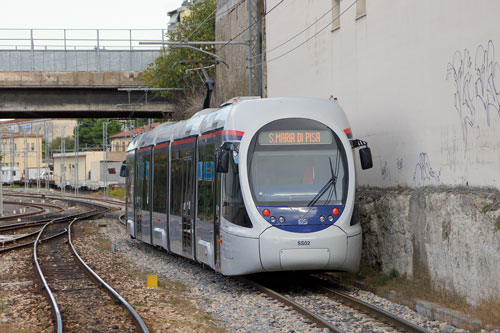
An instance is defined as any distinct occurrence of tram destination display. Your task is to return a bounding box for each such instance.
[258,130,333,145]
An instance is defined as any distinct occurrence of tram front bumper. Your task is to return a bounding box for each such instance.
[259,225,349,272]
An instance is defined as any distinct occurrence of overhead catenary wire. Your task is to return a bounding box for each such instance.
[218,0,287,52]
[252,0,358,68]
[249,1,339,61]
[185,0,246,42]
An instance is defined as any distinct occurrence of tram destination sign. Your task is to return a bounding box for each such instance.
[258,130,333,145]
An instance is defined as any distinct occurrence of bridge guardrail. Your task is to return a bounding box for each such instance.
[0,29,166,72]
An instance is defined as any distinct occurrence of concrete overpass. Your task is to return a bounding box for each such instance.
[0,71,175,118]
[0,29,176,119]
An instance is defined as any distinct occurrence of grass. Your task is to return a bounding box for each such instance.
[0,292,9,314]
[482,199,500,230]
[4,184,22,188]
[354,265,500,328]
[97,188,126,199]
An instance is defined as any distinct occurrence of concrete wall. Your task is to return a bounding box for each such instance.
[357,186,500,306]
[0,50,160,72]
[215,0,250,104]
[265,0,500,190]
[265,0,500,305]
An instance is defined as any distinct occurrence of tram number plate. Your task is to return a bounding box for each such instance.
[297,241,310,246]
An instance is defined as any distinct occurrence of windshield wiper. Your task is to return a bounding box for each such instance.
[307,157,337,207]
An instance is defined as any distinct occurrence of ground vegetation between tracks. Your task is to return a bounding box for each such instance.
[335,265,500,329]
[72,220,225,332]
[0,247,53,332]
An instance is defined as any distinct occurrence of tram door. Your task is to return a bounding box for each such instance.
[214,168,221,268]
[181,156,194,258]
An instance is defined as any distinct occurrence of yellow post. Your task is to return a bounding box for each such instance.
[147,274,158,288]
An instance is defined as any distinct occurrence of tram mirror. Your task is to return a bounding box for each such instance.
[359,147,373,170]
[216,151,229,173]
[119,164,128,177]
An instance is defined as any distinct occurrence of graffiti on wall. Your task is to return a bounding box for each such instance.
[413,152,441,186]
[381,161,390,181]
[446,40,500,146]
[396,158,403,173]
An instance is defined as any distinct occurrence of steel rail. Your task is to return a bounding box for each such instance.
[0,201,45,220]
[33,219,68,333]
[68,220,149,333]
[309,276,429,333]
[0,229,66,253]
[235,277,342,332]
[2,190,125,207]
[0,210,95,232]
[319,286,428,333]
[1,229,41,245]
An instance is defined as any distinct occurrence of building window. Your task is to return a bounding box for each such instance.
[356,0,366,19]
[332,0,340,31]
[31,142,35,151]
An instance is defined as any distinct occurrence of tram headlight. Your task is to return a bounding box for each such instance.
[319,216,326,222]
[328,215,334,222]
[270,216,276,223]
[278,216,285,223]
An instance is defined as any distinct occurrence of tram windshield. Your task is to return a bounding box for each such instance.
[248,119,348,207]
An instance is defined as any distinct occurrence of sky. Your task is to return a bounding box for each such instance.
[0,0,182,29]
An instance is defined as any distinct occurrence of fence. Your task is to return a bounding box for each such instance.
[0,29,166,72]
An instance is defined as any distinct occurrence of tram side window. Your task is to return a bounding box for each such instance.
[170,148,183,216]
[197,143,215,223]
[141,155,151,211]
[135,157,143,212]
[126,153,135,213]
[153,148,168,214]
[222,153,252,228]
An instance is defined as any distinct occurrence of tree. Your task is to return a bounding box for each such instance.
[77,119,122,149]
[143,0,217,119]
[49,137,75,154]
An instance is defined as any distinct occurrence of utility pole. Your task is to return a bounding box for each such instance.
[0,129,3,216]
[61,129,66,193]
[10,132,14,185]
[74,124,79,195]
[103,121,108,198]
[36,125,40,191]
[24,129,27,189]
[0,160,3,216]
[44,121,50,190]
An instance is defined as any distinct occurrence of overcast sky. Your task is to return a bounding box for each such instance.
[0,0,182,29]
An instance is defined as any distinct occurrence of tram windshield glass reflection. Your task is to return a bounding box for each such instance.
[249,119,348,207]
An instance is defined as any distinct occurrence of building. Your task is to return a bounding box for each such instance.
[110,122,161,152]
[0,133,44,181]
[0,119,77,144]
[53,151,125,190]
[168,1,193,32]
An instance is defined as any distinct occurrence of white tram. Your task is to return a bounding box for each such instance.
[122,97,372,275]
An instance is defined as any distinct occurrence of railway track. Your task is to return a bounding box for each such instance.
[33,206,148,332]
[238,275,429,332]
[0,200,64,222]
[0,191,146,332]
